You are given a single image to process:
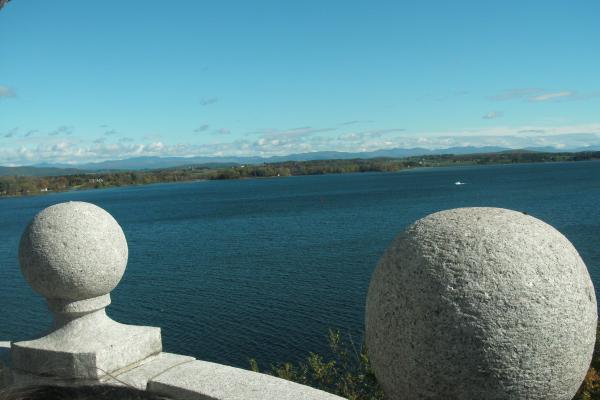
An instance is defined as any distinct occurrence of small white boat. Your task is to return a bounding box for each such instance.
[455,181,466,185]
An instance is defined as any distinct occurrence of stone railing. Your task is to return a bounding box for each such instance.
[0,202,597,400]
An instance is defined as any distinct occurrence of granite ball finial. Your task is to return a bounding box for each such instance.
[19,201,128,302]
[13,201,161,380]
[366,207,597,400]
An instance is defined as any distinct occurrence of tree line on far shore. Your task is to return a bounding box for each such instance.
[1,150,599,198]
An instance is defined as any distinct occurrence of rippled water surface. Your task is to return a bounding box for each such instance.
[1,161,599,367]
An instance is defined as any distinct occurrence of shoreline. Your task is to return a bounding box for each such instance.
[2,154,600,200]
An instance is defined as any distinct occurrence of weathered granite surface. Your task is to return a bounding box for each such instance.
[7,352,192,389]
[12,201,162,379]
[19,201,127,301]
[103,352,195,390]
[148,360,346,400]
[11,310,161,379]
[366,207,597,400]
[3,201,346,399]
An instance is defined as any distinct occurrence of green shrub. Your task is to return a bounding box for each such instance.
[249,329,384,400]
[254,324,600,400]
[574,324,600,400]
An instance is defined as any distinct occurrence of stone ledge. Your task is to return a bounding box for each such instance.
[104,352,195,390]
[11,317,162,380]
[148,360,346,400]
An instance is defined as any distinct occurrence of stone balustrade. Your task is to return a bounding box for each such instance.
[0,202,344,399]
[0,201,596,399]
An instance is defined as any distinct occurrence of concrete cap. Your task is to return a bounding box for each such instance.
[19,201,128,301]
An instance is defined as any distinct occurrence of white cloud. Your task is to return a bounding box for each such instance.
[338,133,362,142]
[194,124,210,133]
[2,123,600,166]
[518,129,545,134]
[254,126,336,140]
[338,128,404,142]
[482,111,502,119]
[0,85,16,98]
[529,91,574,102]
[489,88,592,102]
[490,88,542,101]
[365,128,405,137]
[49,125,74,136]
[338,120,374,126]
[143,133,161,141]
[2,127,19,138]
[200,97,219,106]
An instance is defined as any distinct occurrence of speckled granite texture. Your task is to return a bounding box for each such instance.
[13,201,161,379]
[366,207,597,400]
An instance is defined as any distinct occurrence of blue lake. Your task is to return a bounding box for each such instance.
[1,161,599,368]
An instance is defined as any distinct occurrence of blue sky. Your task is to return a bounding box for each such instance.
[1,1,599,165]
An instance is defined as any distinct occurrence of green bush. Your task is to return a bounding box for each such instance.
[249,329,384,400]
[253,325,600,400]
[574,324,600,400]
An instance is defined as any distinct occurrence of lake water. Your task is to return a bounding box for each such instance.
[1,161,599,368]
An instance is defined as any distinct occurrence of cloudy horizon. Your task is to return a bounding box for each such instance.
[1,2,599,166]
[1,125,600,166]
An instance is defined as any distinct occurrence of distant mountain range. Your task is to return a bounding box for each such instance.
[2,145,600,176]
[30,146,516,171]
[0,166,85,177]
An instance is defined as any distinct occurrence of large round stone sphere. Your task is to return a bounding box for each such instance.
[19,201,128,301]
[366,207,597,400]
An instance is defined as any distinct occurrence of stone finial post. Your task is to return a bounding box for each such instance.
[11,201,162,380]
[366,207,597,400]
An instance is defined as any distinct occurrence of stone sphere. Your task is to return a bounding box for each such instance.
[19,201,128,301]
[366,207,597,400]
